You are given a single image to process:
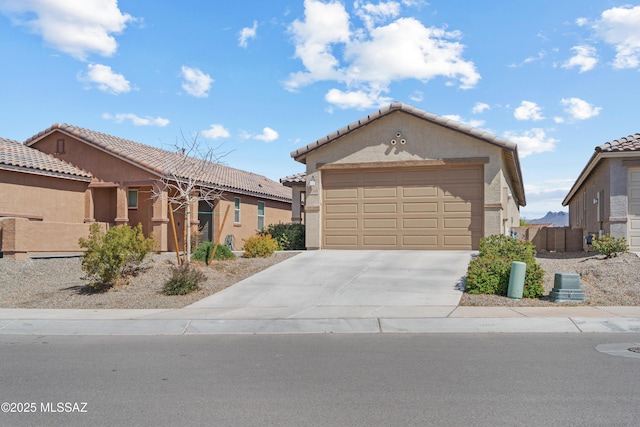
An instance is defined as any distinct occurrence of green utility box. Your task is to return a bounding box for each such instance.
[549,273,586,302]
[507,261,527,300]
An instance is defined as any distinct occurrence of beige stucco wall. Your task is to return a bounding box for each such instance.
[568,160,611,236]
[0,169,88,223]
[300,111,520,249]
[31,133,156,183]
[567,156,638,240]
[0,217,105,259]
[500,156,522,233]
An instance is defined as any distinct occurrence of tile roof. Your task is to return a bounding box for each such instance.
[563,132,640,206]
[280,172,306,186]
[290,102,525,207]
[596,133,640,152]
[291,102,519,160]
[0,136,92,181]
[24,124,292,203]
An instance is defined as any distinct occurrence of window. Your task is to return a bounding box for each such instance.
[597,190,605,223]
[257,201,265,230]
[56,139,65,154]
[128,189,138,209]
[234,197,241,223]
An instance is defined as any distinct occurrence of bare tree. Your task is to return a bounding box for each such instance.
[152,132,227,265]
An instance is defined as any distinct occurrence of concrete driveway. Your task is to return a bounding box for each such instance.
[187,250,473,319]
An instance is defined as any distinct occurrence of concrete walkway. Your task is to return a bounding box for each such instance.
[0,306,639,335]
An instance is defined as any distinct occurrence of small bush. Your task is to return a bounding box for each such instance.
[79,223,155,290]
[260,223,305,250]
[464,234,544,298]
[192,241,236,263]
[478,234,537,260]
[243,234,278,258]
[592,234,628,258]
[163,265,205,295]
[465,255,511,296]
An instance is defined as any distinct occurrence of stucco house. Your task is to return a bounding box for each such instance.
[1,124,292,258]
[0,136,93,259]
[562,132,640,252]
[288,103,526,250]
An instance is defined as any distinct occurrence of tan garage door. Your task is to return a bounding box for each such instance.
[322,166,483,249]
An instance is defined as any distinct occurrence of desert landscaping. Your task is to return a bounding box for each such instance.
[1,250,639,310]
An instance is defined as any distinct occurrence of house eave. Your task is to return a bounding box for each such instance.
[0,163,92,183]
[563,151,640,206]
[291,102,519,161]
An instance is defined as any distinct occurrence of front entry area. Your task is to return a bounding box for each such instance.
[322,165,483,250]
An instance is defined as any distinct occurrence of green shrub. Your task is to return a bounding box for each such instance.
[243,234,279,258]
[478,234,537,259]
[192,241,236,262]
[260,223,305,250]
[78,223,155,290]
[465,235,545,298]
[163,265,205,295]
[592,234,628,258]
[465,255,511,295]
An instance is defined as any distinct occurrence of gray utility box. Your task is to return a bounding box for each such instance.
[549,273,586,302]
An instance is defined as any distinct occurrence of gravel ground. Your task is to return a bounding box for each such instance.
[1,250,639,309]
[460,251,640,307]
[0,252,299,309]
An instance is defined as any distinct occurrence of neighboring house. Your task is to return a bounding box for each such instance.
[289,102,525,250]
[0,137,93,259]
[280,172,306,224]
[563,132,640,252]
[8,124,291,256]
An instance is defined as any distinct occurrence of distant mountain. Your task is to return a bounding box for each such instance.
[526,211,568,227]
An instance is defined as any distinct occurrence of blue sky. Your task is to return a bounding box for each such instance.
[1,0,640,219]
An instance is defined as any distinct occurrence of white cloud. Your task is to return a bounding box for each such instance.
[594,5,640,69]
[575,17,588,27]
[354,0,401,30]
[562,45,598,72]
[325,88,392,110]
[80,63,131,94]
[180,66,213,98]
[286,0,479,109]
[471,102,490,114]
[509,50,547,68]
[553,116,565,124]
[442,115,485,128]
[409,91,423,102]
[102,113,169,127]
[202,124,230,140]
[345,18,480,88]
[0,0,133,60]
[504,128,557,157]
[561,97,602,120]
[525,178,575,196]
[514,101,544,121]
[524,50,547,64]
[253,127,279,142]
[239,21,257,48]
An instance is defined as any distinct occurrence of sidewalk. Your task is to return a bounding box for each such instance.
[1,306,639,335]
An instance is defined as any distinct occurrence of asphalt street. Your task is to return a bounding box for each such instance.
[1,333,639,426]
